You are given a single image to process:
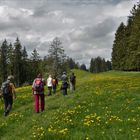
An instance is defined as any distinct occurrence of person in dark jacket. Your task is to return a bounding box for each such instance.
[1,75,16,116]
[61,72,68,95]
[52,76,58,94]
[69,72,76,91]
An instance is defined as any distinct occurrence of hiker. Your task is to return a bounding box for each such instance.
[1,75,16,116]
[47,75,53,96]
[52,76,58,94]
[61,72,68,96]
[69,72,76,91]
[32,73,45,113]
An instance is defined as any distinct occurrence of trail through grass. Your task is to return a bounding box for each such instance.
[0,70,140,140]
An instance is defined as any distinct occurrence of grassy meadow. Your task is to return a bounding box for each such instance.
[0,70,140,140]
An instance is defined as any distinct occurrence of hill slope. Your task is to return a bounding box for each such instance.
[0,70,140,140]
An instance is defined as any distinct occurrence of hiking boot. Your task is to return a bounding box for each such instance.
[4,110,9,116]
[4,112,7,116]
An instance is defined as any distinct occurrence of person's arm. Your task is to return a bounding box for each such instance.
[10,83,16,99]
[0,84,3,96]
[32,79,36,94]
[56,79,58,85]
[0,90,2,98]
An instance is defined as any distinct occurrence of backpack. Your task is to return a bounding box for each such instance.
[34,79,44,92]
[52,79,58,86]
[1,81,11,95]
[70,75,75,83]
[61,82,68,89]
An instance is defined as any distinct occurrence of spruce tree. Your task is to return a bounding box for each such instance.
[21,46,29,84]
[0,39,9,81]
[8,43,14,75]
[80,64,87,71]
[30,49,41,78]
[127,4,140,70]
[112,3,140,71]
[47,37,66,77]
[13,37,23,86]
[112,22,126,70]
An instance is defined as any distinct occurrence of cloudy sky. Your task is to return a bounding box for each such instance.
[0,0,139,67]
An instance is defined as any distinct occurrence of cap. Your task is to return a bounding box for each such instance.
[63,71,66,74]
[7,75,14,80]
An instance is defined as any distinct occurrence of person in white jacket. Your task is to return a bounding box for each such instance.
[47,75,53,96]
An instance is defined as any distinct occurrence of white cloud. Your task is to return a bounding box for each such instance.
[0,0,138,67]
[62,17,75,24]
[0,5,33,20]
[104,1,135,18]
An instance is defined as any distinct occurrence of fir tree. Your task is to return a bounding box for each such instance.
[47,37,67,76]
[0,39,9,81]
[13,37,23,86]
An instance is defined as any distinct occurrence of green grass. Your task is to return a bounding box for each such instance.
[0,70,140,140]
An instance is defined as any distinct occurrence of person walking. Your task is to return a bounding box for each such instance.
[52,76,58,94]
[47,75,53,96]
[32,73,45,113]
[1,75,16,116]
[61,72,68,96]
[69,72,76,92]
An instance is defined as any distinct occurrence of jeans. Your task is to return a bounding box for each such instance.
[52,85,57,94]
[3,94,13,114]
[61,87,67,96]
[48,86,52,96]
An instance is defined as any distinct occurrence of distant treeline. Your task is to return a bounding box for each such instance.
[89,57,112,73]
[0,37,112,86]
[0,37,79,86]
[112,3,140,71]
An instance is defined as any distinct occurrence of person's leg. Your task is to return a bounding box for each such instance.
[52,86,56,94]
[73,84,75,90]
[48,87,50,95]
[48,87,52,96]
[72,83,75,91]
[61,89,65,96]
[6,95,13,114]
[63,88,67,95]
[65,88,67,95]
[73,83,76,90]
[50,87,52,95]
[70,82,72,91]
[40,94,45,112]
[34,94,39,113]
[3,95,8,116]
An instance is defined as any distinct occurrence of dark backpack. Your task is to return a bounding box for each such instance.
[34,79,44,92]
[61,82,68,89]
[70,75,75,83]
[1,81,11,95]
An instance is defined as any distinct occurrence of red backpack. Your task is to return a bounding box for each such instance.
[34,78,44,92]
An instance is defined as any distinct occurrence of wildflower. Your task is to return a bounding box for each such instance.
[119,129,122,132]
[58,128,68,135]
[86,137,89,140]
[137,128,140,130]
[48,127,52,132]
[102,131,105,134]
[131,129,136,133]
